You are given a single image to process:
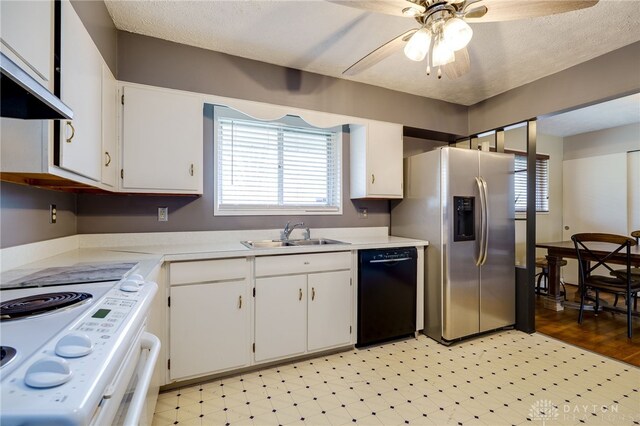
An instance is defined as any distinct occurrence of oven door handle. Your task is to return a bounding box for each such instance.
[122,332,161,426]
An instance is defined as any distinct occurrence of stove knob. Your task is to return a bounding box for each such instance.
[24,357,72,388]
[120,278,144,292]
[55,332,93,358]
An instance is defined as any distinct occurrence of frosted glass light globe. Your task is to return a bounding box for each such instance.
[443,17,473,51]
[404,28,431,62]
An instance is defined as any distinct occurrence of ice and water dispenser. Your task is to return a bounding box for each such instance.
[453,196,475,242]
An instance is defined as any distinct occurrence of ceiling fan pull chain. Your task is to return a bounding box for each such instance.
[437,67,442,79]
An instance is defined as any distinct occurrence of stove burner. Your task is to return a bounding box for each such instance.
[0,346,17,368]
[0,292,92,320]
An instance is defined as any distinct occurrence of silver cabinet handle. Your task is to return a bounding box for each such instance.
[238,295,242,309]
[298,288,303,301]
[105,151,112,167]
[65,121,75,143]
[475,177,486,266]
[311,287,316,301]
[371,174,375,184]
[480,177,489,266]
[189,163,194,176]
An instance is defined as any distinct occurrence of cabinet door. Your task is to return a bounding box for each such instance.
[121,85,203,193]
[367,121,403,197]
[255,275,307,362]
[59,0,102,181]
[169,280,250,380]
[0,0,52,84]
[308,270,352,351]
[101,62,117,187]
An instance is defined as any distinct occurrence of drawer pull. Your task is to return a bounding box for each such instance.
[304,261,310,265]
[298,288,303,301]
[189,163,194,176]
[371,173,375,184]
[65,121,75,143]
[105,151,112,167]
[238,295,242,309]
[312,287,316,301]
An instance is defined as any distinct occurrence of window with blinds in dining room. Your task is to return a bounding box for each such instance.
[213,105,342,216]
[513,151,550,213]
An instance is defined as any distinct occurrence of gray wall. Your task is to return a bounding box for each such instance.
[116,32,468,136]
[77,107,389,234]
[468,42,640,134]
[0,182,77,247]
[563,123,640,160]
[2,1,639,247]
[76,31,471,235]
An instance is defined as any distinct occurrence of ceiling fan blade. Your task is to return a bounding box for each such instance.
[327,1,424,17]
[343,29,417,76]
[464,5,488,19]
[465,0,598,22]
[443,47,470,79]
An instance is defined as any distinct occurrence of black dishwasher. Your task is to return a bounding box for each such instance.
[357,247,417,347]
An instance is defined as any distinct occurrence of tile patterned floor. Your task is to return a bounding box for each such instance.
[153,331,640,425]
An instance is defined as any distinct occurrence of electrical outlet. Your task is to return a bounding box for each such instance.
[358,207,368,219]
[49,204,57,224]
[158,207,168,222]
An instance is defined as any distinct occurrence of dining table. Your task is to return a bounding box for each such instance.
[536,240,640,311]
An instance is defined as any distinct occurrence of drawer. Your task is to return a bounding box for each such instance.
[170,258,248,285]
[255,252,351,277]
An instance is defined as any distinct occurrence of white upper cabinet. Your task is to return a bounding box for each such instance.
[59,0,103,181]
[0,0,52,86]
[120,85,203,194]
[350,121,403,199]
[101,62,117,187]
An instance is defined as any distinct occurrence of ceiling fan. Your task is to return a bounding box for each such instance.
[334,0,599,80]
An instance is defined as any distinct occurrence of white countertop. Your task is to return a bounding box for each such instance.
[0,228,427,284]
[113,235,427,262]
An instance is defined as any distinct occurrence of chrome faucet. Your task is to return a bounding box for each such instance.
[282,221,309,240]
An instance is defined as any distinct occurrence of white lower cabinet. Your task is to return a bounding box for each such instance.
[169,259,250,381]
[168,253,353,382]
[254,275,307,362]
[307,270,352,352]
[254,253,353,363]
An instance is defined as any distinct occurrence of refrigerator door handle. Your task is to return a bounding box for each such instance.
[475,177,486,266]
[480,177,489,265]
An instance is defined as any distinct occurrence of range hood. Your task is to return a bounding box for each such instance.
[0,51,73,120]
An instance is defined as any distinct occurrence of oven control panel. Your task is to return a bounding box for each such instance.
[0,280,158,425]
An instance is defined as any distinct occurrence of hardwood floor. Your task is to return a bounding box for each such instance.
[535,283,640,367]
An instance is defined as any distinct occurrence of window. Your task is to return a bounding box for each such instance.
[214,106,342,215]
[513,152,549,213]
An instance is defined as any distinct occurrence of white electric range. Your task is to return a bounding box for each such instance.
[0,264,159,426]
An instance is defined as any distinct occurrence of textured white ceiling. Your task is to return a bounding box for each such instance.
[538,93,640,137]
[104,0,640,106]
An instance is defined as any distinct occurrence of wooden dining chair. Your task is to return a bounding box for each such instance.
[610,230,640,309]
[571,233,640,339]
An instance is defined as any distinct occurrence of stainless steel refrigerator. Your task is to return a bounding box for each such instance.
[391,147,515,344]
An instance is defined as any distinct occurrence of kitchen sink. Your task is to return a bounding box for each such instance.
[241,240,292,248]
[287,238,346,246]
[241,238,347,249]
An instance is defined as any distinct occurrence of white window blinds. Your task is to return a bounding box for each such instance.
[214,106,341,215]
[513,153,549,213]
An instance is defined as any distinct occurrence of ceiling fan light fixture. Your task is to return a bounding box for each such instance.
[404,28,431,62]
[402,6,421,17]
[432,35,454,67]
[443,17,473,51]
